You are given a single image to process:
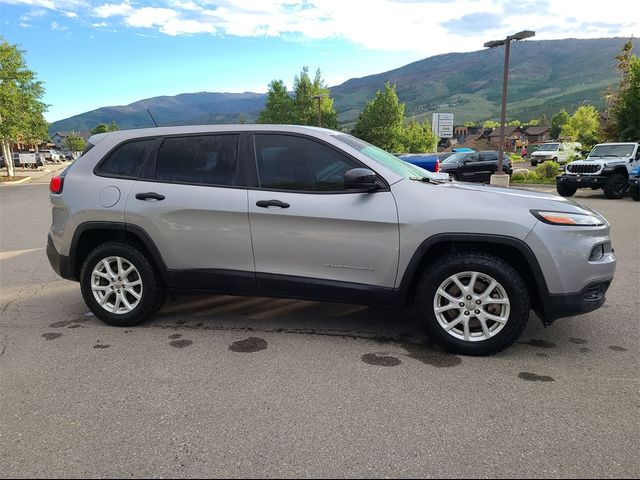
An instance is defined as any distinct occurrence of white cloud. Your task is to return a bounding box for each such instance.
[93,1,133,18]
[2,0,638,55]
[50,20,68,30]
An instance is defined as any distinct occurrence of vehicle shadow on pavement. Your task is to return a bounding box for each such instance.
[155,294,424,344]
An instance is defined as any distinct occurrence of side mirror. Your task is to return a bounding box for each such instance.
[344,168,379,191]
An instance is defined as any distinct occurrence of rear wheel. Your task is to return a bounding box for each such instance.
[631,185,640,201]
[80,242,166,326]
[414,252,530,356]
[556,182,577,197]
[603,174,627,199]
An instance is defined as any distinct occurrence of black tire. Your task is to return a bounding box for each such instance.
[556,182,577,197]
[449,173,458,181]
[603,173,627,199]
[631,185,640,201]
[80,241,166,327]
[530,160,537,166]
[414,252,530,356]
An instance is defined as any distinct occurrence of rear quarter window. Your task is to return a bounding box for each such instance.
[95,139,155,178]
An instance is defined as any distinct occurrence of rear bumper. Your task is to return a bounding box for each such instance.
[557,174,607,188]
[46,233,75,281]
[536,279,612,326]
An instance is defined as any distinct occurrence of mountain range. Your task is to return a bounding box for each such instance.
[48,37,638,135]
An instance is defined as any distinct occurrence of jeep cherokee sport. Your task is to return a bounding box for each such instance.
[47,125,616,355]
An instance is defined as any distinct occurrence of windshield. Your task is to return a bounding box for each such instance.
[332,134,434,179]
[589,144,635,158]
[442,152,470,164]
[535,143,560,152]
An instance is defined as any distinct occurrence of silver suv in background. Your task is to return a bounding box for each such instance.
[47,125,616,356]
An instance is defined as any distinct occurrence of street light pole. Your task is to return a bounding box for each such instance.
[485,30,535,187]
[312,94,328,127]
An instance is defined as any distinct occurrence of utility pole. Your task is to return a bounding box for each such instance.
[313,94,328,127]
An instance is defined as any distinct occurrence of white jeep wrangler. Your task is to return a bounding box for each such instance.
[556,142,640,199]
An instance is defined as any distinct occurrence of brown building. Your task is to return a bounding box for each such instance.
[488,126,525,148]
[524,126,551,144]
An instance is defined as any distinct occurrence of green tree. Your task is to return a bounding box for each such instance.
[0,39,48,177]
[293,67,338,129]
[508,120,522,127]
[353,82,405,152]
[561,105,601,146]
[257,68,338,129]
[483,120,499,129]
[550,109,570,139]
[257,80,295,124]
[91,122,119,134]
[463,121,476,127]
[62,133,86,153]
[605,40,640,141]
[401,120,439,153]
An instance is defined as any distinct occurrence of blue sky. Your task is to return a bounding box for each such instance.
[1,0,636,123]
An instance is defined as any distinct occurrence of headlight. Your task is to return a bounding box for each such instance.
[531,210,605,226]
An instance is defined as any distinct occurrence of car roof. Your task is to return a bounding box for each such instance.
[88,124,338,145]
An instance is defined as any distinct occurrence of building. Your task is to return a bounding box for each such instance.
[51,132,74,147]
[524,126,551,144]
[488,126,525,149]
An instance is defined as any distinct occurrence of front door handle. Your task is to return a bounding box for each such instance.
[135,192,165,201]
[256,199,290,209]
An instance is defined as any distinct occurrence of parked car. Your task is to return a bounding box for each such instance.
[628,166,640,201]
[13,152,43,169]
[529,142,580,166]
[47,125,615,356]
[439,150,513,182]
[397,153,440,172]
[557,142,640,199]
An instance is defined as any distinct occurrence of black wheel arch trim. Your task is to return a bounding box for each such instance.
[68,221,169,283]
[396,233,549,307]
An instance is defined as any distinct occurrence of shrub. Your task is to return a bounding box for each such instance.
[535,161,560,179]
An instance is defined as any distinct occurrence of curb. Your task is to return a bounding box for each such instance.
[0,176,32,185]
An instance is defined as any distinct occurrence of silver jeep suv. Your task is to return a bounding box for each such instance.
[47,125,616,355]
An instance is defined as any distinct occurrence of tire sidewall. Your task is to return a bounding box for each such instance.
[80,243,161,327]
[415,254,530,356]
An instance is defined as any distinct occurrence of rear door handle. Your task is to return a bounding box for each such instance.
[135,192,165,201]
[256,199,290,209]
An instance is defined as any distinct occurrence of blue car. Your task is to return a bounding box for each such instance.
[397,152,455,172]
[629,166,640,201]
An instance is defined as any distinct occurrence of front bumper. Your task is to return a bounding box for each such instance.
[557,174,607,189]
[46,233,75,281]
[536,279,612,326]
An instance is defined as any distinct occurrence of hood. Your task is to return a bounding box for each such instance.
[437,181,601,216]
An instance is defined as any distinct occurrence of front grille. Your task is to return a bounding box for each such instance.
[567,163,600,174]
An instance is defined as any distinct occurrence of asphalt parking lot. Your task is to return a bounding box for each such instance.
[0,171,638,478]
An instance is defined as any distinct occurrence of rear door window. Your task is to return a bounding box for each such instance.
[155,135,241,187]
[96,139,155,178]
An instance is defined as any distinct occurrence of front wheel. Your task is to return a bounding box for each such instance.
[603,174,627,199]
[414,252,530,356]
[80,242,166,326]
[556,182,577,197]
[530,160,538,166]
[631,185,639,201]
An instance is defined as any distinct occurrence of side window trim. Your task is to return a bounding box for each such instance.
[248,132,389,194]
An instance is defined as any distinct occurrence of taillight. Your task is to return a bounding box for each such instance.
[49,176,64,194]
[435,160,440,173]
